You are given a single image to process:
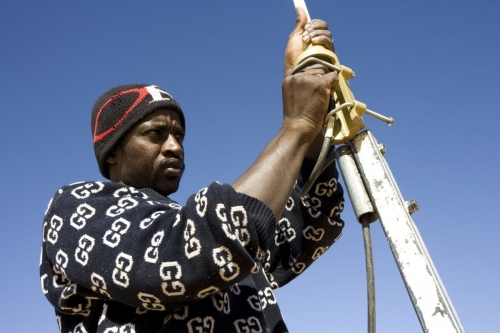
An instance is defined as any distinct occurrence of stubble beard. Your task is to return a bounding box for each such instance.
[151,166,183,197]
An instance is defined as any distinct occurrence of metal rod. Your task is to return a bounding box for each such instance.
[292,57,342,75]
[365,109,394,125]
[361,215,376,333]
[326,102,354,119]
[336,144,378,333]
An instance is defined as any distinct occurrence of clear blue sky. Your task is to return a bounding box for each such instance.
[1,1,498,332]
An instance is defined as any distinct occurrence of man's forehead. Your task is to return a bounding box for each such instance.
[139,109,183,127]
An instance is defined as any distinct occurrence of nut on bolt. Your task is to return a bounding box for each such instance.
[406,199,419,214]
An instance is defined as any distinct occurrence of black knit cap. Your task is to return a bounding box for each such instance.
[91,84,185,179]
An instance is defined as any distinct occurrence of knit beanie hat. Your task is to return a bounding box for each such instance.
[91,84,185,179]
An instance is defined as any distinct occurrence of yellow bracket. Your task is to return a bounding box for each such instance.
[293,45,367,145]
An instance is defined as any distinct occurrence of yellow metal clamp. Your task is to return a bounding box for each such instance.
[293,43,393,196]
[293,45,368,145]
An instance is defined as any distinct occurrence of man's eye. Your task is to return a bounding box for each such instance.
[147,130,161,137]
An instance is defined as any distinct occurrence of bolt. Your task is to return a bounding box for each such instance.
[406,199,419,215]
[377,144,386,155]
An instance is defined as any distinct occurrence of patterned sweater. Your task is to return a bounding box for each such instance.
[40,159,344,333]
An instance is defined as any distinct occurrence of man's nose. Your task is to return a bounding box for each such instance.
[161,134,183,156]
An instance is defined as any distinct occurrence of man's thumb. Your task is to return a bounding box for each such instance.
[293,7,308,34]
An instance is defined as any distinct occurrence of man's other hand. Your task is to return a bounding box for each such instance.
[284,8,335,78]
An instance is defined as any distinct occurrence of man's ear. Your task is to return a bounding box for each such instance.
[106,145,122,166]
[106,147,122,181]
[106,151,118,165]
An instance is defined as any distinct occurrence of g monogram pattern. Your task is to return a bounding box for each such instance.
[184,219,201,259]
[41,158,344,333]
[138,292,165,311]
[145,231,164,263]
[160,261,186,296]
[195,188,208,217]
[70,204,96,229]
[106,197,138,217]
[54,250,69,277]
[91,273,111,298]
[330,201,345,218]
[312,246,329,260]
[213,246,240,282]
[275,218,296,245]
[217,204,250,246]
[113,186,148,199]
[302,195,322,219]
[75,235,95,266]
[113,252,134,288]
[187,317,215,333]
[258,287,277,309]
[247,295,261,311]
[103,218,131,248]
[140,210,166,229]
[211,291,230,314]
[234,317,263,333]
[289,256,306,274]
[71,182,104,199]
[303,226,325,241]
[47,215,63,244]
[314,177,338,197]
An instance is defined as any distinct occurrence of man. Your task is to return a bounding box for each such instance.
[40,10,344,333]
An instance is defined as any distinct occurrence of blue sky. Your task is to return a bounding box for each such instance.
[1,1,499,332]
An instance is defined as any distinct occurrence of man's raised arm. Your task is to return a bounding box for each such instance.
[232,9,338,219]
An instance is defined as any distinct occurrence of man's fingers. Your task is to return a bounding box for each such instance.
[305,19,328,31]
[307,70,339,91]
[302,19,335,52]
[324,71,339,91]
[304,30,334,52]
[292,66,339,94]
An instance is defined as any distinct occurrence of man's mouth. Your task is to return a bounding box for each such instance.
[160,159,184,177]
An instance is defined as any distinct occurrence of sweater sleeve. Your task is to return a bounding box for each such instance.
[261,157,345,288]
[40,181,275,315]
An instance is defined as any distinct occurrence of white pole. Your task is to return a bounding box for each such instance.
[293,0,311,22]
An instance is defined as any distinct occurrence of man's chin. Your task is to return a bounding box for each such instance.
[153,178,181,197]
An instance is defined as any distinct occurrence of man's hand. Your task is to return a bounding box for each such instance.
[284,8,335,78]
[282,64,338,141]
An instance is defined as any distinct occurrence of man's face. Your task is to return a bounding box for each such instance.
[108,108,185,196]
